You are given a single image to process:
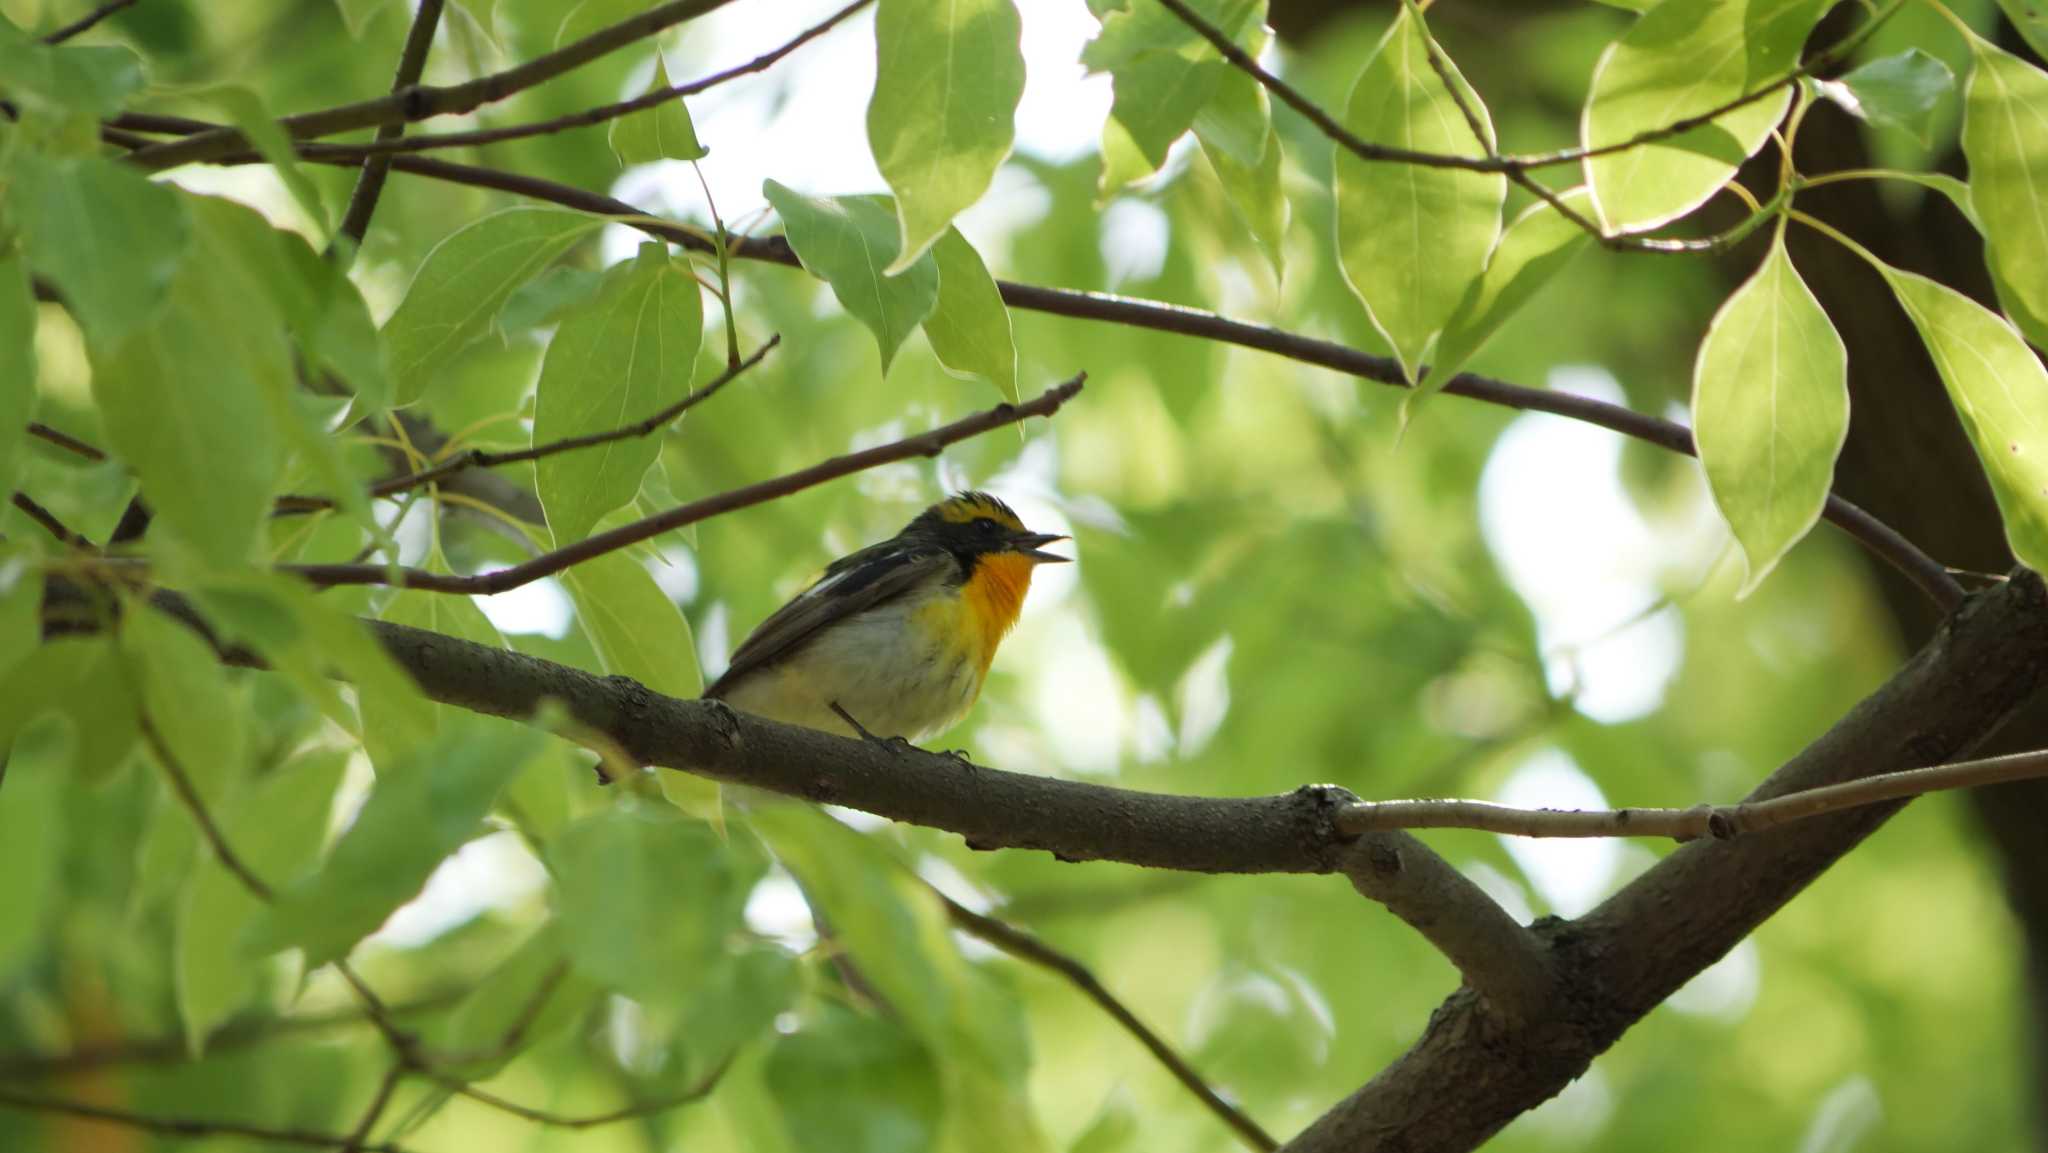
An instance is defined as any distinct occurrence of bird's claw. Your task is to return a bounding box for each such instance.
[831,701,918,758]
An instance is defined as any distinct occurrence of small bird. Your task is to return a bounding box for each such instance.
[704,492,1069,742]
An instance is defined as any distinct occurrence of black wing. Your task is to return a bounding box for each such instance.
[702,542,958,699]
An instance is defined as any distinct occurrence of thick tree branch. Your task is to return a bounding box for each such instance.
[127,0,744,171]
[333,0,446,250]
[1283,569,2048,1153]
[1338,834,1554,1023]
[940,893,1280,1152]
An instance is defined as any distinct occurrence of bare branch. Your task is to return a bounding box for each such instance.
[128,0,745,171]
[334,0,447,250]
[0,1086,411,1153]
[40,0,137,44]
[9,491,93,549]
[275,336,781,515]
[1337,747,2048,841]
[421,1056,728,1129]
[268,373,1084,594]
[25,421,106,461]
[305,0,872,160]
[342,1063,407,1153]
[940,893,1280,1152]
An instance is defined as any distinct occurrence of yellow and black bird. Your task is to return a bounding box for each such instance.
[704,492,1069,742]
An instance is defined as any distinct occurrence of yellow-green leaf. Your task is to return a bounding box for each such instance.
[1583,0,1831,233]
[1333,6,1504,382]
[1963,36,2048,356]
[1693,235,1848,595]
[868,0,1024,271]
[535,243,704,546]
[6,155,188,349]
[1429,187,1597,392]
[610,55,707,165]
[0,253,33,496]
[922,228,1018,402]
[1884,267,2048,572]
[763,181,938,373]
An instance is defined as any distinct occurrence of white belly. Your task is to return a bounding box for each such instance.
[716,583,989,742]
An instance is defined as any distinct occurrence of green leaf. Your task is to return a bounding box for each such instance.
[0,253,34,496]
[535,243,704,545]
[1428,188,1597,392]
[1883,267,2048,573]
[766,1004,943,1153]
[547,802,764,1003]
[1583,0,1831,233]
[560,550,701,699]
[1081,0,1260,182]
[0,637,139,783]
[6,155,188,348]
[0,720,69,983]
[123,604,248,805]
[88,204,285,568]
[245,716,541,966]
[763,182,939,373]
[1816,49,1954,145]
[1196,64,1288,284]
[334,0,387,37]
[1067,1090,1139,1153]
[0,545,39,682]
[1963,36,2048,358]
[192,572,436,759]
[922,228,1018,402]
[0,21,143,118]
[200,85,331,238]
[382,207,604,405]
[176,748,346,1052]
[1997,0,2048,64]
[868,0,1025,271]
[1692,234,1848,595]
[610,55,708,165]
[434,921,604,1078]
[1333,6,1505,382]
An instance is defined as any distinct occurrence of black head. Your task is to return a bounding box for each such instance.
[897,491,1070,564]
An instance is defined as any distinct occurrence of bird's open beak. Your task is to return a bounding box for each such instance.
[1010,532,1072,564]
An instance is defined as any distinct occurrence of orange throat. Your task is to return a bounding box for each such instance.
[963,553,1035,671]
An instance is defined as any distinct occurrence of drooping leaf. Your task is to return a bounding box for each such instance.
[122,604,248,805]
[766,1004,944,1153]
[1195,61,1288,284]
[199,85,331,238]
[1693,234,1848,595]
[1081,0,1261,183]
[382,207,603,405]
[0,637,139,783]
[1428,187,1598,393]
[0,721,70,983]
[547,802,764,1003]
[87,203,286,568]
[434,921,604,1079]
[1816,49,1954,145]
[763,182,939,372]
[1333,5,1505,382]
[1583,0,1832,233]
[610,55,708,165]
[6,155,188,348]
[1882,268,2048,573]
[868,0,1025,270]
[1962,36,2048,356]
[1997,0,2048,63]
[0,253,34,497]
[244,716,541,966]
[176,748,346,1052]
[535,243,704,545]
[922,228,1018,401]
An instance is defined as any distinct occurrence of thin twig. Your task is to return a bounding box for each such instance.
[299,0,872,161]
[940,895,1278,1152]
[9,492,94,548]
[0,1087,410,1153]
[40,0,137,43]
[128,0,744,171]
[1337,748,2048,841]
[138,710,275,898]
[267,373,1084,594]
[421,1056,729,1129]
[334,0,447,250]
[342,1063,407,1153]
[274,335,780,515]
[26,421,106,461]
[1150,0,1901,176]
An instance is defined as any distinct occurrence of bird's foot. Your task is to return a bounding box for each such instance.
[830,702,919,757]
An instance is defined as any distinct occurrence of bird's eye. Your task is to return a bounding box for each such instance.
[977,518,1002,536]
